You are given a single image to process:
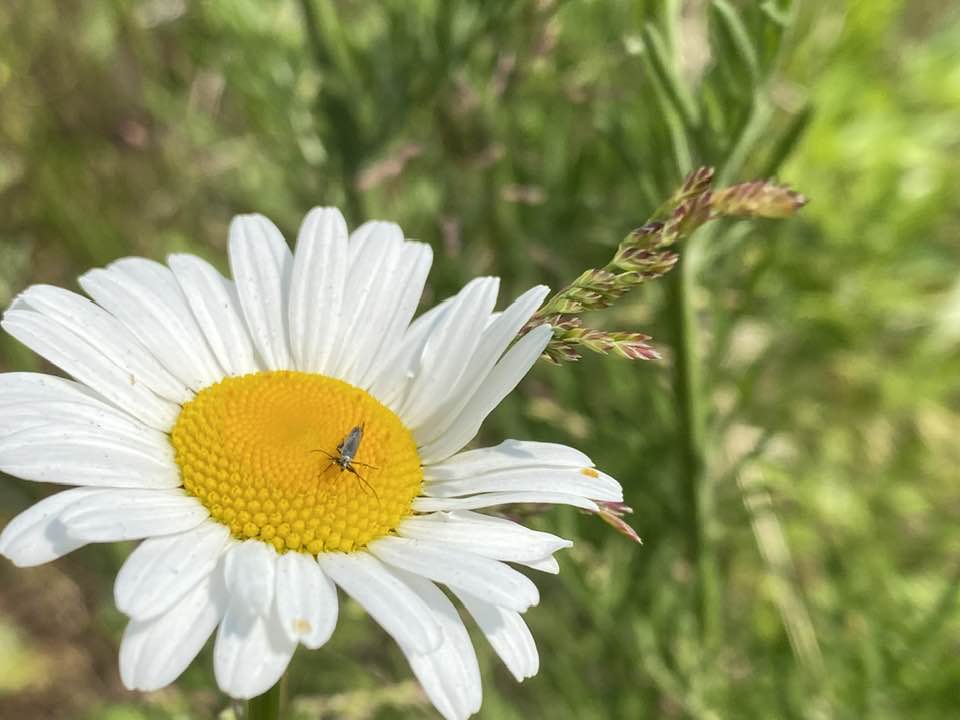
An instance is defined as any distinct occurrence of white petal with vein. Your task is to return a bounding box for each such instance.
[355,239,432,388]
[229,214,293,369]
[398,511,571,563]
[327,221,402,380]
[415,285,548,443]
[418,324,553,464]
[114,522,231,620]
[120,572,228,691]
[15,284,191,403]
[223,540,277,617]
[60,488,208,542]
[0,372,103,407]
[275,551,338,648]
[453,588,539,682]
[393,570,482,720]
[214,596,297,700]
[424,467,622,502]
[398,277,499,428]
[370,297,451,410]
[517,555,560,574]
[337,226,430,386]
[426,439,593,481]
[316,551,442,654]
[0,400,168,449]
[79,259,223,390]
[287,207,349,373]
[1,311,179,430]
[0,425,178,488]
[0,488,103,566]
[368,536,539,612]
[413,491,599,513]
[168,254,259,376]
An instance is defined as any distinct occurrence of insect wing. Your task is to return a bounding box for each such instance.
[339,425,364,463]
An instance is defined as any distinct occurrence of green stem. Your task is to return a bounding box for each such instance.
[666,243,718,646]
[246,675,287,720]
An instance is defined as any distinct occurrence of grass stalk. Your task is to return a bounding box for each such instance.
[666,243,719,647]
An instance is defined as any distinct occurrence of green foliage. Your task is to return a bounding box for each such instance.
[0,1,958,718]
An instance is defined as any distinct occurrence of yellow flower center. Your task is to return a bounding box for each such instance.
[170,371,423,554]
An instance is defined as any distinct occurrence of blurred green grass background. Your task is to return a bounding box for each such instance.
[1,1,959,718]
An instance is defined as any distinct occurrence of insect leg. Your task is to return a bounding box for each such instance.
[347,466,382,511]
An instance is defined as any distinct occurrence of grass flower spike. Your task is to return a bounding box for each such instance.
[0,208,623,720]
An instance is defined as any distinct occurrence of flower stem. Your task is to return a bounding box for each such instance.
[246,675,287,720]
[666,243,719,647]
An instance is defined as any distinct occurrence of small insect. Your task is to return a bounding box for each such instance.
[313,424,381,503]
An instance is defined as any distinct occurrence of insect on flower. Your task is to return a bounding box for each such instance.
[313,423,381,502]
[0,205,627,716]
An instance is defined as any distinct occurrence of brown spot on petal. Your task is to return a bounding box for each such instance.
[293,618,312,635]
[581,467,599,478]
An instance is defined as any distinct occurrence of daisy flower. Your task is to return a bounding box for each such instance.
[0,208,623,719]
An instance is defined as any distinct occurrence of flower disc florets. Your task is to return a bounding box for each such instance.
[171,370,423,553]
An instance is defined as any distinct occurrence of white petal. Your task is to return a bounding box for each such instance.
[425,439,593,481]
[418,324,552,464]
[214,597,297,700]
[168,254,259,376]
[78,259,224,390]
[414,285,549,443]
[328,222,404,382]
[60,488,208,542]
[15,284,191,403]
[369,298,452,410]
[0,400,169,450]
[412,491,599,513]
[355,240,433,388]
[0,488,103,566]
[229,214,293,370]
[0,417,171,469]
[338,232,426,385]
[368,537,538,613]
[223,540,277,617]
[115,522,231,620]
[398,511,571,563]
[316,551,442,654]
[453,589,539,682]
[406,510,573,575]
[120,572,228,692]
[331,226,433,387]
[275,551,338,649]
[0,425,178,488]
[516,555,560,574]
[398,277,500,429]
[1,311,179,431]
[424,467,623,503]
[346,219,379,259]
[0,372,103,407]
[287,207,348,373]
[392,570,482,719]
